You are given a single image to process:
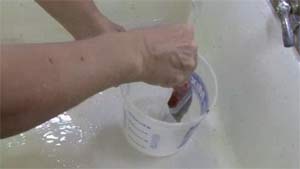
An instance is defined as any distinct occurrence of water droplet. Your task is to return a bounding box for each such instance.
[46,140,54,143]
[43,131,53,137]
[59,114,72,122]
[50,117,60,123]
[35,125,43,129]
[59,136,66,142]
[46,134,58,140]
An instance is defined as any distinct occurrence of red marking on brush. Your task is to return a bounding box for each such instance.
[168,82,190,108]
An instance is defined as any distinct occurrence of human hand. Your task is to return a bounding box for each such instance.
[136,24,197,87]
[85,24,197,87]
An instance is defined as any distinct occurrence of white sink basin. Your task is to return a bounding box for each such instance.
[194,1,299,168]
[1,0,299,168]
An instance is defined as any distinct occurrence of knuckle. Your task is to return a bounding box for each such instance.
[185,61,195,70]
[181,56,197,70]
[188,60,197,70]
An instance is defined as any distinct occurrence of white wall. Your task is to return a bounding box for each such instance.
[0,0,191,43]
[0,0,72,43]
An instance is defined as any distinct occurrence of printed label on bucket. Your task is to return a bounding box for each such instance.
[125,109,151,149]
[150,134,160,149]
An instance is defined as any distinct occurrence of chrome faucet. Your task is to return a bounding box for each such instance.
[270,0,300,48]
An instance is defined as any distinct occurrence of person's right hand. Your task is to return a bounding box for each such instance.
[136,24,198,87]
[87,24,197,88]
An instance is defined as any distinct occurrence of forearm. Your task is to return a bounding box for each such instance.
[1,33,140,138]
[0,24,197,138]
[35,0,109,40]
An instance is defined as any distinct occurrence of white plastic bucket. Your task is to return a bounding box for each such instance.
[120,56,217,156]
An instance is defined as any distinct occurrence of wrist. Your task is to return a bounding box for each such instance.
[82,32,144,87]
[113,32,146,85]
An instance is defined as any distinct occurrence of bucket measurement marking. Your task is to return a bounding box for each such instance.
[150,134,160,149]
[128,110,151,130]
[127,133,146,149]
[128,118,148,135]
[128,125,148,143]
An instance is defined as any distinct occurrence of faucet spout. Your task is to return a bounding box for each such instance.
[276,0,295,47]
[270,0,300,56]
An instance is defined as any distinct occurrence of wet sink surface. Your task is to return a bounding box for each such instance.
[0,88,235,168]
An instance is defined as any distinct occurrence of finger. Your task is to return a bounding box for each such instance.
[173,80,190,89]
[185,24,195,41]
[179,24,195,42]
[175,51,197,72]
